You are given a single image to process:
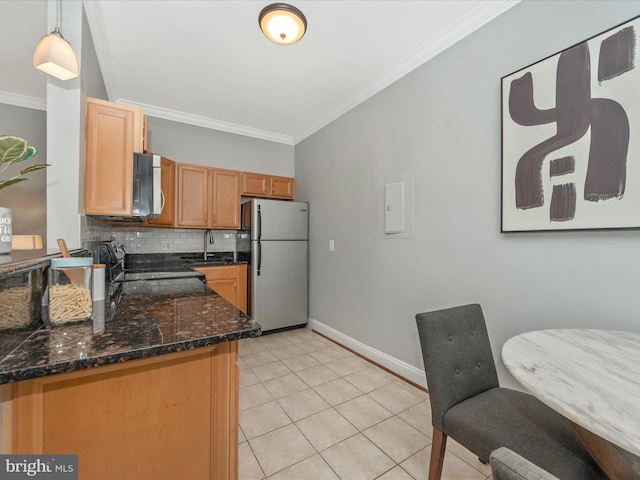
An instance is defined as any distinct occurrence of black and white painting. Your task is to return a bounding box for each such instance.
[501,16,639,232]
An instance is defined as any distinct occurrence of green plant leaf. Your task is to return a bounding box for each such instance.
[20,163,49,175]
[15,146,38,163]
[0,136,28,165]
[0,136,46,190]
[6,145,37,164]
[0,177,28,190]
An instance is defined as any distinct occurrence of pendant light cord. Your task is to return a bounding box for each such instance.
[55,0,61,32]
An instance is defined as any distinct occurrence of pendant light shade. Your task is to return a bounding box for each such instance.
[33,1,80,81]
[259,3,307,45]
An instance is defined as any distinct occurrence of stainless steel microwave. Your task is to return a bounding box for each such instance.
[131,152,162,220]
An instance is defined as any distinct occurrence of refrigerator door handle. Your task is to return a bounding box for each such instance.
[257,205,262,240]
[257,240,262,276]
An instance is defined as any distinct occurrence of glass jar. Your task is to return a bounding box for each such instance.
[49,257,93,325]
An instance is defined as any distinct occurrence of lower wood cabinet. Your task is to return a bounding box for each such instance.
[195,265,247,314]
[1,343,239,480]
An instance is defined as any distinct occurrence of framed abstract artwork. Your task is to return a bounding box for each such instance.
[501,16,640,232]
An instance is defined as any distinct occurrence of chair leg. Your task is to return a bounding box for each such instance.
[429,428,447,480]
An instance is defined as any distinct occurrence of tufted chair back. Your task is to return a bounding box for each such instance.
[416,303,499,431]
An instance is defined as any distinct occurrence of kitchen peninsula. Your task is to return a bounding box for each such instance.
[0,253,260,480]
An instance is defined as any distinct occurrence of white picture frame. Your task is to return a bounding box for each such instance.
[501,16,640,232]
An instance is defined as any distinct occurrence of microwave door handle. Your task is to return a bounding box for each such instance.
[152,155,162,215]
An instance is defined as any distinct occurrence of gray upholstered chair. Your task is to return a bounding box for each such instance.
[415,304,604,480]
[490,448,559,480]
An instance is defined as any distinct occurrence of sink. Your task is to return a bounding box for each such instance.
[183,259,227,266]
[122,270,203,281]
[180,252,236,266]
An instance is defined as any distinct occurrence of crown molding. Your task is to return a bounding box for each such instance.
[86,0,518,146]
[117,99,295,145]
[292,0,520,143]
[0,91,46,111]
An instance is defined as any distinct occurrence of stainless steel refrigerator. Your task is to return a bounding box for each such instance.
[241,199,309,333]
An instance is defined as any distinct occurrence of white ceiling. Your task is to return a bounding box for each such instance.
[1,0,519,145]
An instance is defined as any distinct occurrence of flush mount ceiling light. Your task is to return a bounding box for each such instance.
[259,3,307,45]
[33,0,80,81]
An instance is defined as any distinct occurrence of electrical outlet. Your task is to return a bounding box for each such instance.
[329,239,335,252]
[161,241,171,251]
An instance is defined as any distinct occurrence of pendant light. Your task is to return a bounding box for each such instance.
[259,3,307,45]
[33,0,80,81]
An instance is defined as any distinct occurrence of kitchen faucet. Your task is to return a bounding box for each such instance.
[204,229,214,260]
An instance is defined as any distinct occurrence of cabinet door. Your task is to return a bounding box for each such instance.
[270,175,295,199]
[147,157,175,227]
[85,98,144,215]
[211,169,240,229]
[241,172,268,196]
[236,264,248,314]
[196,265,247,313]
[207,279,237,307]
[2,344,239,480]
[198,266,238,307]
[176,164,209,228]
[142,115,149,152]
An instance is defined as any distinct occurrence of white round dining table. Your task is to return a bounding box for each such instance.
[502,328,640,478]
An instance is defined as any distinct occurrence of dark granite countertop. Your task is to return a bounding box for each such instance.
[125,251,249,272]
[0,277,260,384]
[0,249,62,278]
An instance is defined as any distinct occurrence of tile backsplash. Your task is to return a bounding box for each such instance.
[81,216,239,256]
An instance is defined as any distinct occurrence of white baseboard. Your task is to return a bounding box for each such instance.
[308,318,428,389]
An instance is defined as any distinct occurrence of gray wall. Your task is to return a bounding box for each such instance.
[294,0,640,388]
[147,117,295,176]
[0,104,47,244]
[81,7,107,102]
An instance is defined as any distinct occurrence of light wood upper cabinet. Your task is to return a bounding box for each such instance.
[85,96,292,224]
[176,164,209,228]
[175,165,241,229]
[195,264,247,313]
[211,169,241,229]
[241,172,294,199]
[146,157,176,227]
[85,97,146,216]
[242,172,268,196]
[270,175,295,199]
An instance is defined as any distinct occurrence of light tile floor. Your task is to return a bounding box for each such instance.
[238,327,492,480]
